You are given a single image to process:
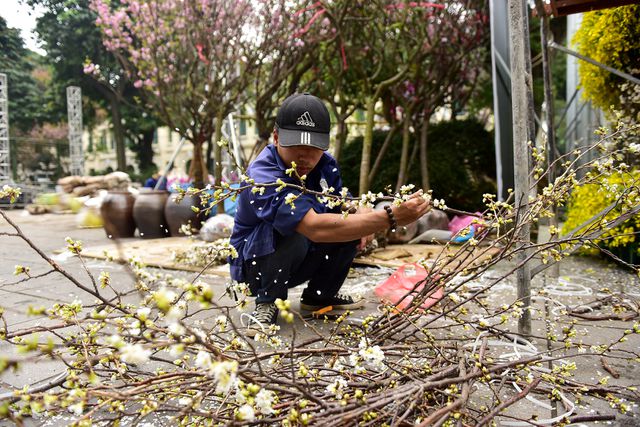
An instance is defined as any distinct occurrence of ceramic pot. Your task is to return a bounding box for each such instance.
[133,190,170,239]
[100,191,136,238]
[164,193,205,236]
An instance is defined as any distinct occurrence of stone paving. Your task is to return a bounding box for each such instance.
[1,209,640,426]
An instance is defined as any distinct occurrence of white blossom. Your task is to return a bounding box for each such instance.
[236,404,255,421]
[153,287,178,308]
[106,334,124,348]
[165,305,185,322]
[68,402,84,416]
[169,344,184,357]
[255,389,276,414]
[194,350,211,368]
[168,322,185,336]
[128,320,141,336]
[284,192,298,208]
[119,343,151,364]
[326,377,348,397]
[432,198,447,210]
[358,338,385,369]
[211,360,239,394]
[136,307,151,320]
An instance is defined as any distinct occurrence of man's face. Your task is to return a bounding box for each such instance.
[274,133,324,177]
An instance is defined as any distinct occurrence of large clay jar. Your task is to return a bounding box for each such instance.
[100,191,136,239]
[133,190,170,239]
[164,192,205,236]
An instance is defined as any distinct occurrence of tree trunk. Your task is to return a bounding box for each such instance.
[368,123,399,186]
[214,113,224,214]
[137,128,156,172]
[359,96,376,195]
[406,132,419,174]
[206,126,215,172]
[249,110,272,163]
[110,99,126,171]
[334,119,348,162]
[419,117,430,191]
[395,113,412,192]
[55,141,64,180]
[508,0,533,336]
[189,136,208,190]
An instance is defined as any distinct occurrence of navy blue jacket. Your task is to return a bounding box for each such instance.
[229,144,345,282]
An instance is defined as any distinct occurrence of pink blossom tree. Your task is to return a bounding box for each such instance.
[319,0,487,195]
[245,1,332,162]
[91,0,263,188]
[392,0,488,191]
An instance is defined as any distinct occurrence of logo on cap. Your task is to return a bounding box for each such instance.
[296,111,315,127]
[300,132,311,145]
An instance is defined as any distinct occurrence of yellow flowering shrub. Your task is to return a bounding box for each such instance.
[572,5,640,119]
[562,170,640,254]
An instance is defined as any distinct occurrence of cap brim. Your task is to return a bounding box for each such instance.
[278,128,330,151]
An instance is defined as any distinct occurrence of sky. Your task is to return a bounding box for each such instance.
[2,0,46,55]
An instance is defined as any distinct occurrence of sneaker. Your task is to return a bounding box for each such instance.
[300,292,365,313]
[245,303,278,337]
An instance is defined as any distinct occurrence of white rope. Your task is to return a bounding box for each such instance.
[531,295,571,317]
[499,381,576,426]
[465,332,538,361]
[239,312,264,330]
[545,276,593,297]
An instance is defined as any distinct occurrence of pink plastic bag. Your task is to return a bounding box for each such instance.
[449,216,480,234]
[448,213,483,235]
[374,263,444,311]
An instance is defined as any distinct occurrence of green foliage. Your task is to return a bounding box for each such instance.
[0,17,47,133]
[340,119,496,211]
[572,5,640,120]
[562,171,640,260]
[27,0,105,126]
[29,0,159,171]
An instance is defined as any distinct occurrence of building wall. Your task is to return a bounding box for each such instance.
[82,115,260,177]
[81,110,368,178]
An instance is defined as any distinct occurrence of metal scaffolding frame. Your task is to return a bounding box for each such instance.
[66,86,84,176]
[0,74,10,184]
[490,0,514,201]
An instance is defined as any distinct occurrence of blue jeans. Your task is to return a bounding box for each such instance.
[243,232,358,304]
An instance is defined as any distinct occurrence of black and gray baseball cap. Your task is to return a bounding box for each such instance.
[275,93,330,151]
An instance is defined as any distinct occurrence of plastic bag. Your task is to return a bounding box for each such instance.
[448,213,483,235]
[374,263,444,311]
[76,206,103,228]
[199,214,235,242]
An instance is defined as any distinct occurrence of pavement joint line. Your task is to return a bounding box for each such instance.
[0,379,14,390]
[0,287,66,303]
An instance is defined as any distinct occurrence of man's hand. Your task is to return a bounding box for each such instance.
[392,191,432,226]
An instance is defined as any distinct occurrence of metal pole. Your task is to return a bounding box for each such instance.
[549,41,640,86]
[66,86,84,176]
[554,87,579,132]
[0,74,10,184]
[227,113,244,172]
[508,0,533,336]
[154,136,187,191]
[490,0,515,201]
